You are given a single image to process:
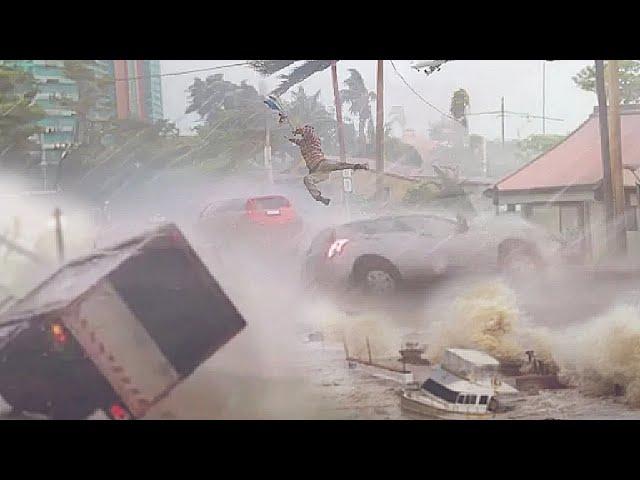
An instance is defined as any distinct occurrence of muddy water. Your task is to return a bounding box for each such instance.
[144,262,640,419]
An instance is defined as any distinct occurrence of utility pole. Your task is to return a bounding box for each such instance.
[331,61,347,164]
[467,99,563,146]
[265,126,273,185]
[40,132,47,191]
[376,60,384,200]
[542,61,546,135]
[606,60,627,254]
[501,97,505,147]
[595,60,615,248]
[258,81,273,185]
[53,207,65,263]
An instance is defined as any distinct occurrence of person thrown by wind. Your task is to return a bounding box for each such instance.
[289,125,368,205]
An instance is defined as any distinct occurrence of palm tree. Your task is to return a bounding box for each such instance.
[340,68,375,152]
[248,60,346,160]
[450,88,470,129]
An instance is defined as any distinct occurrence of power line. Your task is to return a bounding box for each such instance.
[112,61,251,82]
[389,60,461,124]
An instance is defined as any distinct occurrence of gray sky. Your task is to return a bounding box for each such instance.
[161,60,595,141]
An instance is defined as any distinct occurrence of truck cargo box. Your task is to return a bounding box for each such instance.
[0,223,246,419]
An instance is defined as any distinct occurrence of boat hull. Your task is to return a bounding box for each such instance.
[400,392,494,420]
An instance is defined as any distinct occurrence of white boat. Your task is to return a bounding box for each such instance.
[400,348,518,419]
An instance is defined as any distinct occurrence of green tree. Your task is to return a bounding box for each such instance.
[573,60,640,104]
[62,60,114,144]
[340,68,375,152]
[450,88,470,128]
[62,117,188,200]
[517,133,566,160]
[0,65,43,169]
[185,74,280,171]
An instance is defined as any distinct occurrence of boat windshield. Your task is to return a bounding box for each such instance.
[421,378,458,403]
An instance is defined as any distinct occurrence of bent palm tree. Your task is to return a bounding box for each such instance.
[341,68,375,152]
[249,60,346,160]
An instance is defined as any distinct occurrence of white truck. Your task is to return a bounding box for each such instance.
[0,223,246,420]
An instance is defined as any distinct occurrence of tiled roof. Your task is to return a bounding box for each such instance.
[495,108,640,192]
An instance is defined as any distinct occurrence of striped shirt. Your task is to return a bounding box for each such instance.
[291,126,325,171]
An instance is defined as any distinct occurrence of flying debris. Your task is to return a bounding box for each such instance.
[410,60,450,75]
[263,95,291,126]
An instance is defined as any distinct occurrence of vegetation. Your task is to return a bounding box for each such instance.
[62,61,114,145]
[248,60,334,97]
[517,133,566,160]
[0,65,44,169]
[340,69,375,152]
[450,88,470,128]
[573,60,640,104]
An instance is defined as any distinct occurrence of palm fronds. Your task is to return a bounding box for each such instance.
[248,60,297,76]
[271,60,333,96]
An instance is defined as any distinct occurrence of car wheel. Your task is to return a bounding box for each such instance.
[499,244,541,278]
[364,269,397,295]
[353,257,401,296]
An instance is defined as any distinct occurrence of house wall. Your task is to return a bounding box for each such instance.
[326,170,417,203]
[505,194,640,264]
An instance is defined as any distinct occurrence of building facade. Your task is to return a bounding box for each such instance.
[113,60,163,123]
[1,60,164,168]
[0,60,79,165]
[490,105,640,264]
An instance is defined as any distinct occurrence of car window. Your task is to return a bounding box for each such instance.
[200,200,244,218]
[253,197,289,210]
[396,215,457,237]
[348,218,413,235]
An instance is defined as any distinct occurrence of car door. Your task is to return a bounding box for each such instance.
[438,217,498,274]
[352,218,424,281]
[391,215,455,280]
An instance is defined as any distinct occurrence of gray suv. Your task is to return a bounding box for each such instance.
[302,213,565,296]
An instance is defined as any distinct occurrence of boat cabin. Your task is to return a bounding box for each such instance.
[418,367,496,414]
[441,348,499,382]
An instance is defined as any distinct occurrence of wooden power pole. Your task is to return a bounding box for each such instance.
[595,60,614,226]
[501,96,505,147]
[376,60,385,199]
[606,59,627,254]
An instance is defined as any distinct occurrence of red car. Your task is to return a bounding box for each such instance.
[196,195,304,252]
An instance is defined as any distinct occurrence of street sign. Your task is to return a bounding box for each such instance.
[343,178,353,193]
[342,169,352,178]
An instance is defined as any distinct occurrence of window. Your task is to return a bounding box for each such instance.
[396,215,457,237]
[464,395,477,404]
[421,379,458,403]
[457,395,465,404]
[253,197,289,210]
[479,395,489,405]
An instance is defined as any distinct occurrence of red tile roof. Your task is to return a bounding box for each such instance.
[495,110,640,192]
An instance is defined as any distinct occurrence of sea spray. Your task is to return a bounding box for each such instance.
[555,304,640,406]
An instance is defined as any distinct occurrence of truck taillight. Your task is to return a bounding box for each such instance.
[327,239,349,259]
[50,323,68,344]
[109,403,131,420]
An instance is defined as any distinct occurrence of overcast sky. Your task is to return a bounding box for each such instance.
[160,60,596,141]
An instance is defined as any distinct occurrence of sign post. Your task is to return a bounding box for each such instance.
[343,169,352,220]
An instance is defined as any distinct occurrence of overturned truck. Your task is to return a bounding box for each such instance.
[0,223,246,420]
